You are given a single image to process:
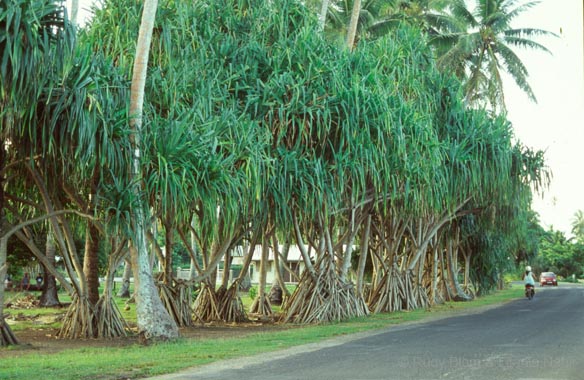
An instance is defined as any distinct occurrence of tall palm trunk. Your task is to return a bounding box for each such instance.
[345,0,361,49]
[70,0,79,25]
[128,0,178,341]
[318,0,331,31]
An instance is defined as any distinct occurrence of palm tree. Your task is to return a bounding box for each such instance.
[571,210,584,242]
[345,0,362,48]
[430,0,556,112]
[315,0,450,45]
[128,0,179,341]
[364,0,450,39]
[0,0,72,346]
[314,0,390,44]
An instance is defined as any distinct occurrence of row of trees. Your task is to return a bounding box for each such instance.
[529,211,584,279]
[1,0,551,345]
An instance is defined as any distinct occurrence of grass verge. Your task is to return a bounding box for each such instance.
[1,286,524,380]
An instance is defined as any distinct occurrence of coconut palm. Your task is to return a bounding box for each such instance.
[360,0,450,39]
[571,210,584,242]
[430,0,556,111]
[127,0,179,341]
[345,0,362,48]
[311,0,389,43]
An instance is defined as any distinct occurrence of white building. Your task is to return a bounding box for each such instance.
[176,245,307,285]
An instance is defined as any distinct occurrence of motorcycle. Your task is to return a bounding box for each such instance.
[525,284,535,300]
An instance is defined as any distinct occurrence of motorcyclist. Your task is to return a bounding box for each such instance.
[522,265,536,297]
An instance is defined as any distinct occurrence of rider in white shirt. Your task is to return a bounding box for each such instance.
[523,266,536,295]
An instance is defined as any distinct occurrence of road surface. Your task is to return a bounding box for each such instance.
[151,285,584,380]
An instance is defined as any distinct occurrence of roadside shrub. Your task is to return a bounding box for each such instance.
[248,286,258,300]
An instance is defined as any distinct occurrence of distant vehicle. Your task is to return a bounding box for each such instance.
[540,272,558,286]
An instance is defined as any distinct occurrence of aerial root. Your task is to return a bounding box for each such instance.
[282,255,368,324]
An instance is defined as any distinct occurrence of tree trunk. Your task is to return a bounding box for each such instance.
[463,249,472,290]
[221,247,231,289]
[163,218,174,285]
[83,220,101,306]
[430,244,439,305]
[345,0,361,50]
[293,213,316,279]
[117,257,132,298]
[70,0,79,25]
[446,239,472,301]
[1,146,18,344]
[129,0,178,341]
[250,236,271,316]
[96,264,128,338]
[406,200,470,273]
[130,239,178,340]
[39,230,61,307]
[188,223,200,280]
[356,215,371,297]
[439,247,454,301]
[270,234,291,301]
[1,211,88,342]
[338,208,360,282]
[318,0,330,31]
[0,237,19,346]
[27,163,83,296]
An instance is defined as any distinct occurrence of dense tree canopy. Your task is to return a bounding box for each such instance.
[1,0,553,344]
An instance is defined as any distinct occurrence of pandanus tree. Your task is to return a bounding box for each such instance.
[462,144,549,294]
[231,4,467,322]
[339,27,450,313]
[136,0,375,322]
[51,48,135,338]
[140,0,270,323]
[416,86,550,298]
[2,1,553,346]
[235,1,382,322]
[0,0,86,345]
[1,0,139,340]
[349,22,550,309]
[116,0,550,322]
[84,0,269,325]
[80,0,194,334]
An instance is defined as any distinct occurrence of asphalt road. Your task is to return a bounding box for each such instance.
[151,285,584,380]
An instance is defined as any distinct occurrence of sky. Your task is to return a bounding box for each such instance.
[68,0,584,236]
[504,0,584,236]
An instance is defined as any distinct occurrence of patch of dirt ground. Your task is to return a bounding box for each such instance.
[1,322,286,358]
[1,295,289,358]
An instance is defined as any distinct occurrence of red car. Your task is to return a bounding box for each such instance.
[539,272,558,286]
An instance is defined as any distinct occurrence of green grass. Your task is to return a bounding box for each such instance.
[1,286,524,380]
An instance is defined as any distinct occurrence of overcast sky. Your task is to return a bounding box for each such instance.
[505,0,584,236]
